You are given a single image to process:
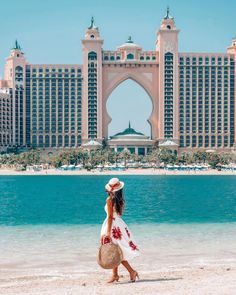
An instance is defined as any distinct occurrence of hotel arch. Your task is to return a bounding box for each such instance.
[0,10,236,152]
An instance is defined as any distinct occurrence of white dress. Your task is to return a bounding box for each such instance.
[100,203,140,261]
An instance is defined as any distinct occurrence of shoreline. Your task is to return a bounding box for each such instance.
[0,168,235,176]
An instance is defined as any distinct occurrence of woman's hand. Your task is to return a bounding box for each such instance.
[100,234,111,244]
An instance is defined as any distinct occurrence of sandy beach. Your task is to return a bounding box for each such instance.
[1,264,235,295]
[0,168,235,176]
[0,223,236,295]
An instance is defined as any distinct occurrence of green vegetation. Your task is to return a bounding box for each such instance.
[0,147,236,170]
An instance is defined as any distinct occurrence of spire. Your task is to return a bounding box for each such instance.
[88,16,98,30]
[128,121,131,129]
[126,36,133,43]
[164,6,174,19]
[12,39,21,50]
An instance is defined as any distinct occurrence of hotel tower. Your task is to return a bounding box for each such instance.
[0,9,236,152]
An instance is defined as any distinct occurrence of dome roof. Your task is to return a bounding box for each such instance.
[118,36,142,50]
[110,122,146,138]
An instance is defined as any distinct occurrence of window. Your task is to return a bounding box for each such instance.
[128,147,135,154]
[127,53,134,60]
[15,66,23,82]
[15,66,23,71]
[88,51,97,60]
[138,148,145,155]
[52,135,56,147]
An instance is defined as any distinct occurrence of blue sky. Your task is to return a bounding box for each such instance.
[0,0,235,136]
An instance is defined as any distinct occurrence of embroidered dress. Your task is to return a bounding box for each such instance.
[100,203,140,261]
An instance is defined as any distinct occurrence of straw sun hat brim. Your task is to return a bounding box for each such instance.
[105,181,124,192]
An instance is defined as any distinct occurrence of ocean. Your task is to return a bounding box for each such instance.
[0,175,236,280]
[0,175,236,225]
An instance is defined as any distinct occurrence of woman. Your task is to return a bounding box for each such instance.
[100,177,140,283]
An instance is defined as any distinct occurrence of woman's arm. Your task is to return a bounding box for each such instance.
[106,196,114,238]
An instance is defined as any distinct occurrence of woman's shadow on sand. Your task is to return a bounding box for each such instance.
[117,277,183,285]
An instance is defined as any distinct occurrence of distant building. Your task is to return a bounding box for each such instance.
[108,122,154,155]
[0,89,12,148]
[0,9,236,152]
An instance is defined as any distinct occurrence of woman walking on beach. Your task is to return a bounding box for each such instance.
[100,177,140,283]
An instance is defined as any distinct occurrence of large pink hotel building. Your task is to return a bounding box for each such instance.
[0,10,236,152]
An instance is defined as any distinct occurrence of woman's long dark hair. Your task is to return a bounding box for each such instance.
[109,188,125,215]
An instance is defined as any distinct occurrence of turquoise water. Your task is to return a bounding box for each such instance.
[0,175,236,225]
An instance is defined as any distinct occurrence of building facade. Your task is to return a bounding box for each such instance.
[0,88,12,147]
[0,10,236,152]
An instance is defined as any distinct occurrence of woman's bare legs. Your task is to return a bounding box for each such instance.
[121,260,139,281]
[107,262,139,282]
[107,266,119,283]
[112,266,118,276]
[121,260,134,274]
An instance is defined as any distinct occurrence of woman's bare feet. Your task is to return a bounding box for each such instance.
[129,270,139,282]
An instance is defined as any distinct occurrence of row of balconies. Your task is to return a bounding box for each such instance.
[43,85,80,89]
[179,56,232,65]
[102,51,158,62]
[30,73,81,79]
[31,68,81,73]
[31,128,82,133]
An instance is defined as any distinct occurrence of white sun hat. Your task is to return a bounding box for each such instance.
[105,177,124,193]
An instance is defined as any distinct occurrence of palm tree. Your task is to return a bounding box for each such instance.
[158,148,177,164]
[101,138,108,150]
[119,149,131,168]
[193,150,207,163]
[80,150,89,167]
[207,153,220,168]
[145,148,160,167]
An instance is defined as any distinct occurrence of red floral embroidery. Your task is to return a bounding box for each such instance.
[125,227,130,238]
[129,240,139,251]
[112,226,122,240]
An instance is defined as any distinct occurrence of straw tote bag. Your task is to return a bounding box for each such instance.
[97,241,123,269]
